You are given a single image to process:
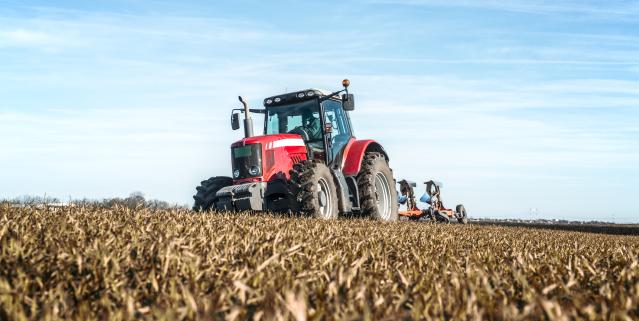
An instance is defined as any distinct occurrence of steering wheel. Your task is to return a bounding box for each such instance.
[288,127,310,141]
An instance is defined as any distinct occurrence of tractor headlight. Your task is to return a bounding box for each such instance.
[249,166,260,176]
[274,97,281,103]
[266,99,273,105]
[233,169,240,178]
[297,92,305,98]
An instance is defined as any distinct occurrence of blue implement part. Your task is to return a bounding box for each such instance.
[420,193,431,204]
[398,193,408,205]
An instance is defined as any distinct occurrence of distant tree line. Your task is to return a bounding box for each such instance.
[2,192,186,210]
[4,195,61,205]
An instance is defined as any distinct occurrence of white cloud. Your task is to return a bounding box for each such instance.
[0,107,239,204]
[0,29,61,48]
[367,0,639,17]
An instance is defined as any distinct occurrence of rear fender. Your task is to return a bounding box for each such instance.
[341,139,388,176]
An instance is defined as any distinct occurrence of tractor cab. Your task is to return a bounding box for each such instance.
[262,88,354,166]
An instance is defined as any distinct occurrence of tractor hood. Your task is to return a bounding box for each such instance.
[230,134,308,184]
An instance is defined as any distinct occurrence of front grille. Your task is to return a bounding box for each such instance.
[232,144,262,178]
[290,155,302,164]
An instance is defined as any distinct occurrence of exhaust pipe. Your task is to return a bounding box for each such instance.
[238,96,253,138]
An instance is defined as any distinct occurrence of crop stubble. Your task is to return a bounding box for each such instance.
[1,205,638,320]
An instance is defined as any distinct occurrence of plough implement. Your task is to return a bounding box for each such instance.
[397,180,468,224]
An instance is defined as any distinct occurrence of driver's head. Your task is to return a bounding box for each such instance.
[302,109,316,124]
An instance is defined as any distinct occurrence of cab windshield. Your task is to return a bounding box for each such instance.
[265,100,322,142]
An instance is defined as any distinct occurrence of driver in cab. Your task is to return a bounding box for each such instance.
[302,109,321,141]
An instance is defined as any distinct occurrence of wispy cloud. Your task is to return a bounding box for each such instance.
[351,57,639,66]
[0,107,235,203]
[368,0,639,17]
[0,29,62,48]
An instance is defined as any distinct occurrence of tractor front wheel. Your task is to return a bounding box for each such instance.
[357,152,398,221]
[290,161,339,219]
[193,176,233,211]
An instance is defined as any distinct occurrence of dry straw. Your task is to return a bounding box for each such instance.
[1,204,638,320]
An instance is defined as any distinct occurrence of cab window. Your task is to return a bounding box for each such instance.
[265,100,319,140]
[322,100,352,158]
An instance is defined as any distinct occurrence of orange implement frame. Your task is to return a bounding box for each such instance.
[398,207,456,219]
[398,208,423,218]
[437,208,456,218]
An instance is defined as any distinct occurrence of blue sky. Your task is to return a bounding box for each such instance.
[1,0,638,222]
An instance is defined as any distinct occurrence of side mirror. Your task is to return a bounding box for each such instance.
[231,113,240,130]
[342,94,355,111]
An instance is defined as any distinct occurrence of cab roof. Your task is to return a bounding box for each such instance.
[263,88,339,107]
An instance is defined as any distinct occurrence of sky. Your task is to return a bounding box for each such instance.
[1,0,638,222]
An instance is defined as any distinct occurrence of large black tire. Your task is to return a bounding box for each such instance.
[290,161,339,219]
[357,152,398,221]
[192,176,233,211]
[456,204,468,224]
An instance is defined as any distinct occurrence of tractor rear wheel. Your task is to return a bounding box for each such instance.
[456,204,468,224]
[290,161,339,219]
[357,152,398,221]
[193,176,233,211]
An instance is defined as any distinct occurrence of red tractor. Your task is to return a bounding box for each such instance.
[193,80,398,220]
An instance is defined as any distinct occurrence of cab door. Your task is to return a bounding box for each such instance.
[321,100,353,165]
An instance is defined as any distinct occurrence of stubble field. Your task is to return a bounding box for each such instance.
[1,205,638,320]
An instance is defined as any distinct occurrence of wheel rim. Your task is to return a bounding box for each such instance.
[374,172,392,220]
[317,177,333,218]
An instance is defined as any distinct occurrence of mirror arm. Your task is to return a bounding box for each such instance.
[318,89,346,102]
